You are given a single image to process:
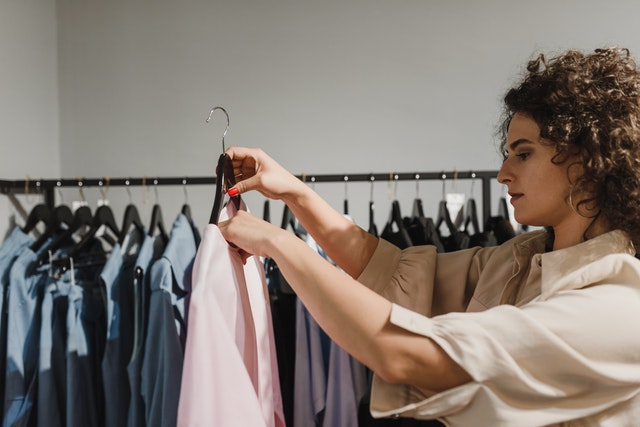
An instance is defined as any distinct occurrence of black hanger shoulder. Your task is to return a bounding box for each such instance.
[380,200,412,249]
[435,200,457,235]
[263,199,271,223]
[463,198,480,235]
[181,203,193,222]
[412,198,425,219]
[22,204,51,234]
[209,153,240,225]
[368,201,378,237]
[280,205,297,232]
[120,204,144,244]
[148,204,169,244]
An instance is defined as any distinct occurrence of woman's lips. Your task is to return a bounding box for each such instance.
[509,193,523,203]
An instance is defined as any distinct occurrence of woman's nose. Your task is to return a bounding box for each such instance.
[497,161,512,185]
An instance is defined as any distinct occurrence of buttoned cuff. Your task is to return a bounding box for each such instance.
[369,304,478,420]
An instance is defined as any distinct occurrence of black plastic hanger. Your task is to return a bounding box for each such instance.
[148,204,169,243]
[412,198,425,219]
[119,204,144,245]
[30,204,73,251]
[48,203,120,264]
[434,175,458,236]
[181,204,193,222]
[368,201,378,237]
[34,205,94,265]
[367,176,378,236]
[52,205,74,228]
[463,198,480,235]
[498,196,509,220]
[209,153,240,224]
[263,199,271,223]
[343,177,349,215]
[280,204,297,232]
[70,205,93,231]
[435,199,458,235]
[380,200,413,248]
[207,106,241,225]
[22,204,51,234]
[73,204,120,252]
[411,176,425,219]
[180,180,193,222]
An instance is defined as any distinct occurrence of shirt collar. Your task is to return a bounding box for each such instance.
[539,230,635,299]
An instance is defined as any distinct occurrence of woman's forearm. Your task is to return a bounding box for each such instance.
[267,230,471,393]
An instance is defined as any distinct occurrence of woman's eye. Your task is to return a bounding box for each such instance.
[516,152,530,160]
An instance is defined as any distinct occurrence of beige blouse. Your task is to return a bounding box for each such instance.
[357,229,640,426]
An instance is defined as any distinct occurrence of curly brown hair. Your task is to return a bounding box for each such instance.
[500,47,640,246]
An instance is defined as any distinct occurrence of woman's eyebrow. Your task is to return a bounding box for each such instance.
[508,138,533,151]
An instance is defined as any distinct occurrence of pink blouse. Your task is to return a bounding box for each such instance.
[178,203,285,426]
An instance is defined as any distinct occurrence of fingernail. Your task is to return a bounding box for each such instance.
[228,187,239,197]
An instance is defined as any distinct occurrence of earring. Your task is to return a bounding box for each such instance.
[568,186,579,215]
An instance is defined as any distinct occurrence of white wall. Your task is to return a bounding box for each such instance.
[0,0,60,238]
[5,0,640,233]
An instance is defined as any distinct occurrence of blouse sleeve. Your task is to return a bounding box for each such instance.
[357,238,492,316]
[368,256,640,425]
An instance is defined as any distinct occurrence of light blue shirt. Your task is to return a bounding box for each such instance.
[141,214,197,427]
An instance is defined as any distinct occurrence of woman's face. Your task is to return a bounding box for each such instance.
[497,113,581,229]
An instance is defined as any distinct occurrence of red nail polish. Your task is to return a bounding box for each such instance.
[228,187,239,197]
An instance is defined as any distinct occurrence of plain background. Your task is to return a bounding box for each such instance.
[3,0,640,238]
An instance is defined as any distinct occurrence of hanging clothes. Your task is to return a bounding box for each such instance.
[101,229,145,427]
[265,258,296,427]
[178,202,285,427]
[141,213,197,427]
[293,222,369,427]
[0,228,32,415]
[126,233,167,427]
[0,203,199,427]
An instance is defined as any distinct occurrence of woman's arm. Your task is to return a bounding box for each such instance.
[226,146,378,278]
[219,211,472,393]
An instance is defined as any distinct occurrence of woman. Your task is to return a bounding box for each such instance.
[219,47,640,425]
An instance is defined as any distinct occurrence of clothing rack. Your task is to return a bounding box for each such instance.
[0,170,499,224]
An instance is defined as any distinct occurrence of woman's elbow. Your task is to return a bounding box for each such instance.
[371,343,472,392]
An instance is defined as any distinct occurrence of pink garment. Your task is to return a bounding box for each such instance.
[178,203,285,427]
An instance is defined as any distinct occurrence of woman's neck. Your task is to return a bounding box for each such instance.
[551,216,610,251]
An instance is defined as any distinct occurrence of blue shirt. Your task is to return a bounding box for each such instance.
[141,214,197,427]
[0,228,32,417]
[101,229,143,427]
[127,233,166,427]
[4,247,50,426]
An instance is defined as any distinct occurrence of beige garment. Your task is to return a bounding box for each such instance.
[357,230,640,426]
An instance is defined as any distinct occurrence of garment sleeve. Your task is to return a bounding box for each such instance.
[369,277,640,426]
[357,238,491,316]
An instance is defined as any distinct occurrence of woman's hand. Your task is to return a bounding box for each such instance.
[225,146,306,202]
[218,210,288,262]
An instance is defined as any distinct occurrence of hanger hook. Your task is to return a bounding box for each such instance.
[56,180,64,205]
[182,178,189,204]
[125,179,133,204]
[393,174,399,200]
[206,106,230,152]
[369,174,375,202]
[470,171,476,196]
[153,178,160,204]
[343,176,349,199]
